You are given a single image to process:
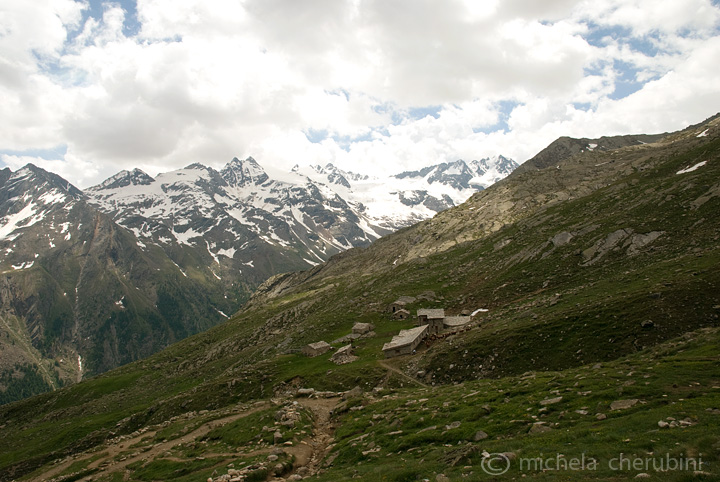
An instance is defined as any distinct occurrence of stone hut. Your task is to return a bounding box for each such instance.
[302,341,331,357]
[417,308,445,335]
[382,325,428,358]
[352,322,375,335]
[393,308,411,320]
[331,344,358,365]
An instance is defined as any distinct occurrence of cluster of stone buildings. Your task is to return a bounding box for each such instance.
[382,308,472,358]
[301,322,374,364]
[301,301,477,362]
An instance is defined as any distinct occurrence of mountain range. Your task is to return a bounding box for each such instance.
[0,155,517,403]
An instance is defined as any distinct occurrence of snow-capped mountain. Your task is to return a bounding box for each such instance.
[86,155,518,269]
[85,154,518,307]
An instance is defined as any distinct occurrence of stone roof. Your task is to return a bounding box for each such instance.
[382,325,428,351]
[444,316,472,327]
[417,308,445,319]
[307,341,331,350]
[333,344,353,356]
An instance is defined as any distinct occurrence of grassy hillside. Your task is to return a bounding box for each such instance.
[0,114,718,481]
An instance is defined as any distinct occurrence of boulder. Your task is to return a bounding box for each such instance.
[610,399,639,410]
[473,430,489,441]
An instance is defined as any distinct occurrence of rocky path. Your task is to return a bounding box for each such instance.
[286,396,340,476]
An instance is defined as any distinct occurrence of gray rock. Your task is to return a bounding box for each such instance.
[551,231,574,247]
[473,430,489,441]
[436,475,451,482]
[343,386,363,399]
[529,422,553,434]
[540,396,563,406]
[627,231,664,256]
[296,388,315,397]
[610,399,638,410]
[596,413,607,420]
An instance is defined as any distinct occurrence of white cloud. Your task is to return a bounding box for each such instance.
[577,0,720,36]
[0,0,718,188]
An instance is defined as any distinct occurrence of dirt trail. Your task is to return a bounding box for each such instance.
[287,396,341,475]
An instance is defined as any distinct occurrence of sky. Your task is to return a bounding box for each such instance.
[1,0,719,188]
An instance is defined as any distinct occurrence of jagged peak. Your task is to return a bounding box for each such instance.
[7,163,84,198]
[184,162,210,170]
[221,156,269,187]
[91,167,155,191]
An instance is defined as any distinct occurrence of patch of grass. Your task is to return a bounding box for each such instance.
[126,457,223,482]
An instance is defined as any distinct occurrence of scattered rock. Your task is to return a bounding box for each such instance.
[540,396,563,406]
[296,388,315,397]
[635,473,651,478]
[610,399,638,410]
[626,231,664,256]
[418,425,437,433]
[473,430,489,441]
[529,422,553,434]
[596,413,607,420]
[273,430,283,444]
[445,421,461,430]
[343,386,363,400]
[551,231,574,247]
[658,421,669,428]
[436,475,451,482]
[641,320,655,328]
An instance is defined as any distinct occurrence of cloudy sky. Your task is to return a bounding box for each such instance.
[1,0,719,187]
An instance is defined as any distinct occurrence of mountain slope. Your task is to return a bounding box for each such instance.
[0,114,718,481]
[0,165,237,403]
